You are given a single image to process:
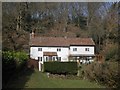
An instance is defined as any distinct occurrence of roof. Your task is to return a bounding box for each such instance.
[43,52,57,56]
[29,36,95,46]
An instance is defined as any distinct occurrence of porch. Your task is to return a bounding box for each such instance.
[43,52,61,62]
[69,54,95,64]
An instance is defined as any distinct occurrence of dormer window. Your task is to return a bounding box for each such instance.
[38,48,42,51]
[85,48,89,51]
[73,48,77,51]
[57,48,61,52]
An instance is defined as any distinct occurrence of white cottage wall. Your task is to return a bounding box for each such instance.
[70,46,94,55]
[30,47,69,62]
[30,46,95,62]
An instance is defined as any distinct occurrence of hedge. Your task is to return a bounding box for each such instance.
[2,51,29,87]
[43,62,78,75]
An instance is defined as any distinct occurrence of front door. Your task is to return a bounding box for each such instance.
[49,56,52,61]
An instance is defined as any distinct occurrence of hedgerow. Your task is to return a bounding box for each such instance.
[44,62,78,75]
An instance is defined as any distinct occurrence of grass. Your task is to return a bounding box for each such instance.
[6,68,105,88]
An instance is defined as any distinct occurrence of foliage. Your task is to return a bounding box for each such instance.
[2,51,28,67]
[73,15,87,29]
[105,45,118,61]
[44,62,78,75]
[80,62,118,88]
[2,2,118,52]
[2,51,29,86]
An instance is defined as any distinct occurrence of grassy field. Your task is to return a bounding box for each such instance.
[6,68,105,88]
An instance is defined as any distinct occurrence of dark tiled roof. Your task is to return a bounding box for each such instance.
[29,37,95,46]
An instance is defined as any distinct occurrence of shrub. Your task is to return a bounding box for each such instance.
[43,62,78,75]
[2,51,28,69]
[105,45,118,61]
[82,62,118,88]
[13,51,28,69]
[2,51,29,86]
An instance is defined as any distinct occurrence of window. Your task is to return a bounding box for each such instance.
[58,57,61,61]
[46,57,48,61]
[53,57,56,61]
[73,48,77,51]
[57,57,61,61]
[57,48,61,52]
[38,57,42,61]
[38,48,42,51]
[86,57,89,61]
[85,48,89,51]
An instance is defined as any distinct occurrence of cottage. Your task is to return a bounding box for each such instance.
[29,32,95,71]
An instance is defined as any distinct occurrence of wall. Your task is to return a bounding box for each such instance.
[30,46,95,63]
[30,46,69,62]
[70,46,94,55]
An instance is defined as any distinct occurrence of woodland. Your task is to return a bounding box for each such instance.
[2,2,119,88]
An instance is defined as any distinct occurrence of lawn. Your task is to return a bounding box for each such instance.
[6,68,105,88]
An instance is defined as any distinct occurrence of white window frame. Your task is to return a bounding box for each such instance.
[52,57,56,61]
[85,48,89,51]
[73,48,77,51]
[38,57,42,61]
[38,48,42,51]
[58,57,61,61]
[46,56,49,61]
[57,48,61,52]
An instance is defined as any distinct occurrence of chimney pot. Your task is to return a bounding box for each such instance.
[30,30,35,39]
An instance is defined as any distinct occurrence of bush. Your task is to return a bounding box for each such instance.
[82,62,118,88]
[44,62,78,75]
[105,45,118,61]
[2,51,29,86]
[2,51,28,69]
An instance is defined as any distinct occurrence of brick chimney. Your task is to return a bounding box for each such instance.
[30,30,35,39]
[64,36,67,39]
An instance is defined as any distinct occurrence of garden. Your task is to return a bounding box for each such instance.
[43,61,119,88]
[2,51,119,88]
[5,69,104,88]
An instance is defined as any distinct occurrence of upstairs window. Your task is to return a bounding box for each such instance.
[57,48,61,52]
[38,48,42,51]
[73,48,77,51]
[85,48,89,51]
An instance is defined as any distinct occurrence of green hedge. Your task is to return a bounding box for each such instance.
[2,51,28,69]
[43,62,78,75]
[2,51,29,86]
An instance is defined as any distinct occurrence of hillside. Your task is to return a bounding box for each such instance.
[2,2,118,61]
